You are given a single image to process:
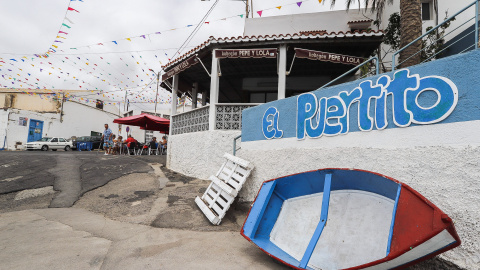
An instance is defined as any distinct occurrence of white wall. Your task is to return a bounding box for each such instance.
[0,110,9,149]
[0,100,121,150]
[166,130,241,179]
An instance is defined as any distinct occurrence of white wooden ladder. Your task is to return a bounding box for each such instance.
[195,153,254,225]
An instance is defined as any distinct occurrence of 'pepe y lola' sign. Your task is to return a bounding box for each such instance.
[262,69,458,140]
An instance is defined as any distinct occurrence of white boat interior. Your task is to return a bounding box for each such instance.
[270,190,395,270]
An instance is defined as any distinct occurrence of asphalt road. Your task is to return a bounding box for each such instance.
[0,151,165,207]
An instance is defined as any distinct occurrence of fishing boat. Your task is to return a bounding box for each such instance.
[241,168,460,270]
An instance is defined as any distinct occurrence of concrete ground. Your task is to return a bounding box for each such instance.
[0,151,464,270]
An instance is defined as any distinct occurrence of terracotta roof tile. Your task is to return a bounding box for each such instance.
[348,19,374,24]
[162,30,384,71]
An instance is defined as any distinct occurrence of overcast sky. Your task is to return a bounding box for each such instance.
[0,0,346,111]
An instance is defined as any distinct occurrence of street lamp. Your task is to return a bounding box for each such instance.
[149,69,160,114]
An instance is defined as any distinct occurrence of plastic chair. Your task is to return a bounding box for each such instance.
[149,142,159,155]
[127,142,138,155]
[160,144,167,155]
[137,144,149,155]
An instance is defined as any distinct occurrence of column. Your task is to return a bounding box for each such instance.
[201,90,207,107]
[192,82,198,109]
[208,50,219,131]
[277,44,287,100]
[171,74,179,116]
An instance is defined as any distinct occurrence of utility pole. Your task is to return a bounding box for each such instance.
[155,72,160,114]
[60,93,65,123]
[124,90,128,112]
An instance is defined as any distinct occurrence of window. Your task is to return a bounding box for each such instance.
[145,130,153,143]
[96,99,104,110]
[249,92,277,103]
[422,2,431,21]
[51,138,58,142]
[59,138,65,142]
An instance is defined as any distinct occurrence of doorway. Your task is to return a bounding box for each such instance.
[27,119,44,142]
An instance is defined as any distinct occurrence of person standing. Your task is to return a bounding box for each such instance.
[101,124,113,155]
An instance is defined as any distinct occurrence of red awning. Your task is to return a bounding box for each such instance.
[113,113,170,134]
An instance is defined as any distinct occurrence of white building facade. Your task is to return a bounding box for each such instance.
[0,89,121,150]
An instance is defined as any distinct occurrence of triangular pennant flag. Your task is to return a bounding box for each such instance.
[67,7,80,12]
[59,31,68,35]
[62,23,71,28]
[65,17,75,24]
[126,38,131,41]
[276,6,282,10]
[239,14,244,18]
[112,41,117,44]
[257,10,263,17]
[318,0,322,2]
[141,35,146,39]
[297,1,302,7]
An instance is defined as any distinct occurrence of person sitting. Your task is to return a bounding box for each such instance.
[124,135,137,155]
[160,136,167,154]
[124,135,136,147]
[112,135,122,155]
[109,135,117,155]
[149,137,158,149]
[147,137,158,155]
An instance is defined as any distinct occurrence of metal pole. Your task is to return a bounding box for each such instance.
[277,44,287,99]
[60,93,65,123]
[155,72,160,113]
[124,90,127,111]
[233,135,241,156]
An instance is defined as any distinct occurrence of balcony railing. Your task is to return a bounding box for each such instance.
[171,106,210,135]
[215,104,259,130]
[171,103,260,135]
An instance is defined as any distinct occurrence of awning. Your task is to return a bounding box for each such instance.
[113,113,170,134]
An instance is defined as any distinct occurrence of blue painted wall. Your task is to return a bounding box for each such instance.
[242,49,480,142]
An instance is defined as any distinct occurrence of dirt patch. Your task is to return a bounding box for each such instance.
[406,257,466,270]
[0,191,55,214]
[160,166,195,184]
[73,173,159,223]
[150,178,251,232]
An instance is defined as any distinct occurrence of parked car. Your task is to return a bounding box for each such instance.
[26,137,73,151]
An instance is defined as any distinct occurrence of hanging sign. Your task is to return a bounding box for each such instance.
[215,48,277,59]
[162,56,199,81]
[295,48,364,66]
